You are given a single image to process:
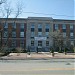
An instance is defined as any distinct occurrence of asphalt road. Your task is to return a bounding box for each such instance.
[0,59,75,75]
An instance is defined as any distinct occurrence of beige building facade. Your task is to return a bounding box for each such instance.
[26,17,53,52]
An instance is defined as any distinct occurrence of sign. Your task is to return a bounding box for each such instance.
[35,37,47,40]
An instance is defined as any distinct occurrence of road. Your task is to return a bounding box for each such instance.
[0,59,75,75]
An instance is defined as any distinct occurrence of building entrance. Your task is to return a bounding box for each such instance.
[37,41,42,52]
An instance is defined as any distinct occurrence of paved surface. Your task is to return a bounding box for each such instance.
[0,52,75,60]
[0,59,75,75]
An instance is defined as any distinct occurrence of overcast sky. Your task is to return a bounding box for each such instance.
[1,0,75,20]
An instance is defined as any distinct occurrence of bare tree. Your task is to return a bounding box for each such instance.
[0,0,24,55]
[50,30,69,53]
[0,0,6,5]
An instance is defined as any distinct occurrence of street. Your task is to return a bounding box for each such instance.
[0,59,75,75]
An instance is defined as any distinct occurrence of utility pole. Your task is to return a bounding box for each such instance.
[0,29,2,49]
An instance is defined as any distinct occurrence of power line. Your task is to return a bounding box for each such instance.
[22,11,75,18]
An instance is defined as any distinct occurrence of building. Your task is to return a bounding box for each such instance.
[0,17,75,52]
[26,17,75,52]
[26,17,53,52]
[0,18,27,50]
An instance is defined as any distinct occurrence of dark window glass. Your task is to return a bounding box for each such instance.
[31,28,34,32]
[38,28,42,32]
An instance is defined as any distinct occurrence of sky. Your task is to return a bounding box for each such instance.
[0,0,75,20]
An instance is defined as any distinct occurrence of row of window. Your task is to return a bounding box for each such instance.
[4,23,25,29]
[3,40,25,47]
[31,24,50,32]
[55,24,74,30]
[3,32,74,38]
[31,41,49,46]
[63,32,74,38]
[4,32,25,37]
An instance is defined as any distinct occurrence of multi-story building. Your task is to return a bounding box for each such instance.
[53,19,75,47]
[0,17,75,52]
[26,17,53,52]
[0,18,27,50]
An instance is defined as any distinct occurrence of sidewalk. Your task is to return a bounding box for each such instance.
[0,52,75,60]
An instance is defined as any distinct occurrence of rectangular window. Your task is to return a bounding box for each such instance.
[31,32,35,37]
[31,28,34,32]
[20,23,24,29]
[20,40,24,48]
[70,24,73,30]
[55,24,58,30]
[12,40,16,47]
[46,29,49,32]
[71,41,74,45]
[63,32,66,38]
[4,32,8,37]
[12,23,16,28]
[70,32,73,38]
[31,24,35,32]
[38,24,42,28]
[20,32,24,37]
[62,24,66,29]
[38,24,42,32]
[38,41,42,46]
[46,24,50,29]
[45,24,50,32]
[46,41,49,46]
[38,28,42,32]
[12,31,16,37]
[46,32,49,36]
[38,32,42,37]
[31,41,34,46]
[4,23,8,28]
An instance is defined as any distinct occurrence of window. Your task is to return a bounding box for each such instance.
[4,32,8,37]
[70,32,73,38]
[12,40,16,47]
[20,40,24,48]
[31,24,35,32]
[46,32,49,36]
[38,24,42,28]
[4,23,8,28]
[70,24,73,30]
[38,41,42,46]
[31,24,35,28]
[31,28,34,32]
[62,24,66,29]
[38,24,42,32]
[12,23,16,28]
[31,32,35,37]
[20,32,24,37]
[46,41,49,46]
[20,23,24,29]
[55,24,58,30]
[31,41,34,46]
[38,28,42,32]
[63,33,66,37]
[45,24,50,32]
[12,31,16,37]
[71,41,74,45]
[3,39,7,45]
[38,32,42,36]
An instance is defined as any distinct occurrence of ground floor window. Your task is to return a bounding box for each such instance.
[31,41,34,46]
[38,41,42,46]
[20,40,24,48]
[12,40,16,47]
[46,41,49,46]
